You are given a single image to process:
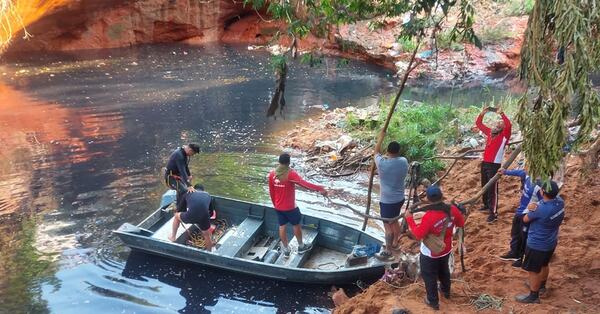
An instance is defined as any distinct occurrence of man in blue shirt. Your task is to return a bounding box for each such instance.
[498,168,542,267]
[516,180,565,304]
[374,141,408,260]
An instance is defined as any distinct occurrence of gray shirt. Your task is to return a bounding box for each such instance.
[375,154,408,204]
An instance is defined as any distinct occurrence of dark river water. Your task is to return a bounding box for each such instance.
[0,44,508,313]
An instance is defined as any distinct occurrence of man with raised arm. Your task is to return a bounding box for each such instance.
[474,107,512,223]
[267,153,328,258]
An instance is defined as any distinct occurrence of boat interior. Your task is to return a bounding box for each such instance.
[132,196,382,270]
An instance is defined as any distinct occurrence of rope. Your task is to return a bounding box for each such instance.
[470,294,504,311]
[187,219,229,249]
[316,262,340,270]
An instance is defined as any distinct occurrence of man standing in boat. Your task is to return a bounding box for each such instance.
[168,184,215,251]
[374,141,408,260]
[164,143,200,212]
[267,153,328,258]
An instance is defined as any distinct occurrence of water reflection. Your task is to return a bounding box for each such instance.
[0,44,510,312]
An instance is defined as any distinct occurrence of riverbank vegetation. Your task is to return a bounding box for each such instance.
[343,97,520,179]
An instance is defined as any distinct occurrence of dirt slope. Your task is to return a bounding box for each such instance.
[335,156,600,313]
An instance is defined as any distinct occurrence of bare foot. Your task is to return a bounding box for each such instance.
[168,235,176,242]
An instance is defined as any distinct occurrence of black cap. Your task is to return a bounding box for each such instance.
[278,153,291,165]
[189,144,200,154]
[542,180,560,199]
[426,185,443,202]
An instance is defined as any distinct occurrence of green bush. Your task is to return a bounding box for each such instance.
[344,96,521,180]
[504,0,534,16]
[478,24,513,45]
[436,29,464,51]
[397,37,417,52]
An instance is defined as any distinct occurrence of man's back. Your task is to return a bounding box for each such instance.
[184,191,211,212]
[375,154,408,203]
[527,196,565,251]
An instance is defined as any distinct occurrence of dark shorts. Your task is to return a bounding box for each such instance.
[522,246,555,273]
[180,207,210,231]
[379,200,405,223]
[276,207,302,226]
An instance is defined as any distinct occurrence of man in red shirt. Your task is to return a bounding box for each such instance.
[405,186,465,311]
[267,153,328,258]
[475,107,512,223]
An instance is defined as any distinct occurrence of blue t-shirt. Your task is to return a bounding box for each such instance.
[503,169,542,215]
[526,196,565,251]
[375,154,408,204]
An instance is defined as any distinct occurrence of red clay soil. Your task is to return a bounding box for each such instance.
[335,156,600,313]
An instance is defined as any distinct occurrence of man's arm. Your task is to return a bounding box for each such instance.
[500,112,512,139]
[523,202,541,223]
[176,152,191,185]
[451,205,465,228]
[405,212,432,240]
[502,169,526,179]
[288,170,326,194]
[475,109,491,136]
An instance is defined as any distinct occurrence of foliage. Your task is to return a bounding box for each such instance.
[345,100,463,179]
[436,29,464,51]
[397,37,418,53]
[517,0,600,180]
[477,23,513,45]
[503,0,534,16]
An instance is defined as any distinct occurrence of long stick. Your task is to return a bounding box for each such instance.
[459,144,522,207]
[361,39,422,231]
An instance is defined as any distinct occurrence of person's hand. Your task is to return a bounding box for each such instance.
[496,106,504,115]
[527,202,538,212]
[187,186,196,193]
[405,211,413,219]
[320,189,329,197]
[471,126,479,133]
[188,175,193,182]
[498,168,505,175]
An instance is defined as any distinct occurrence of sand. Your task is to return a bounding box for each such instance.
[334,156,600,313]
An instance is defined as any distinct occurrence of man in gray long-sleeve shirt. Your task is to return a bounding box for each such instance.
[375,141,408,260]
[164,144,200,212]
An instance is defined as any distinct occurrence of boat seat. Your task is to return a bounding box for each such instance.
[275,226,319,268]
[217,217,264,258]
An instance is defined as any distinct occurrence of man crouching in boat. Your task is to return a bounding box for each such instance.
[267,153,328,258]
[169,184,215,251]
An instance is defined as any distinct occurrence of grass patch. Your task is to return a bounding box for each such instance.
[397,37,417,52]
[503,0,534,16]
[436,29,464,51]
[477,24,513,45]
[345,96,520,180]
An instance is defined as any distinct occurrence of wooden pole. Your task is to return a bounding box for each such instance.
[459,144,522,207]
[361,39,422,231]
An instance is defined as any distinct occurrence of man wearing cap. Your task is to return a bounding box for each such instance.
[497,167,542,267]
[168,184,215,251]
[474,107,512,223]
[405,186,465,311]
[516,181,564,304]
[164,143,200,212]
[375,141,409,260]
[267,153,328,258]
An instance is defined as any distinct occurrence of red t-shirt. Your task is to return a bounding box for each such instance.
[267,169,324,211]
[476,112,512,164]
[406,204,465,258]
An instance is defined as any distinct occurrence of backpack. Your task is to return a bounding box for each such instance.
[419,203,452,254]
